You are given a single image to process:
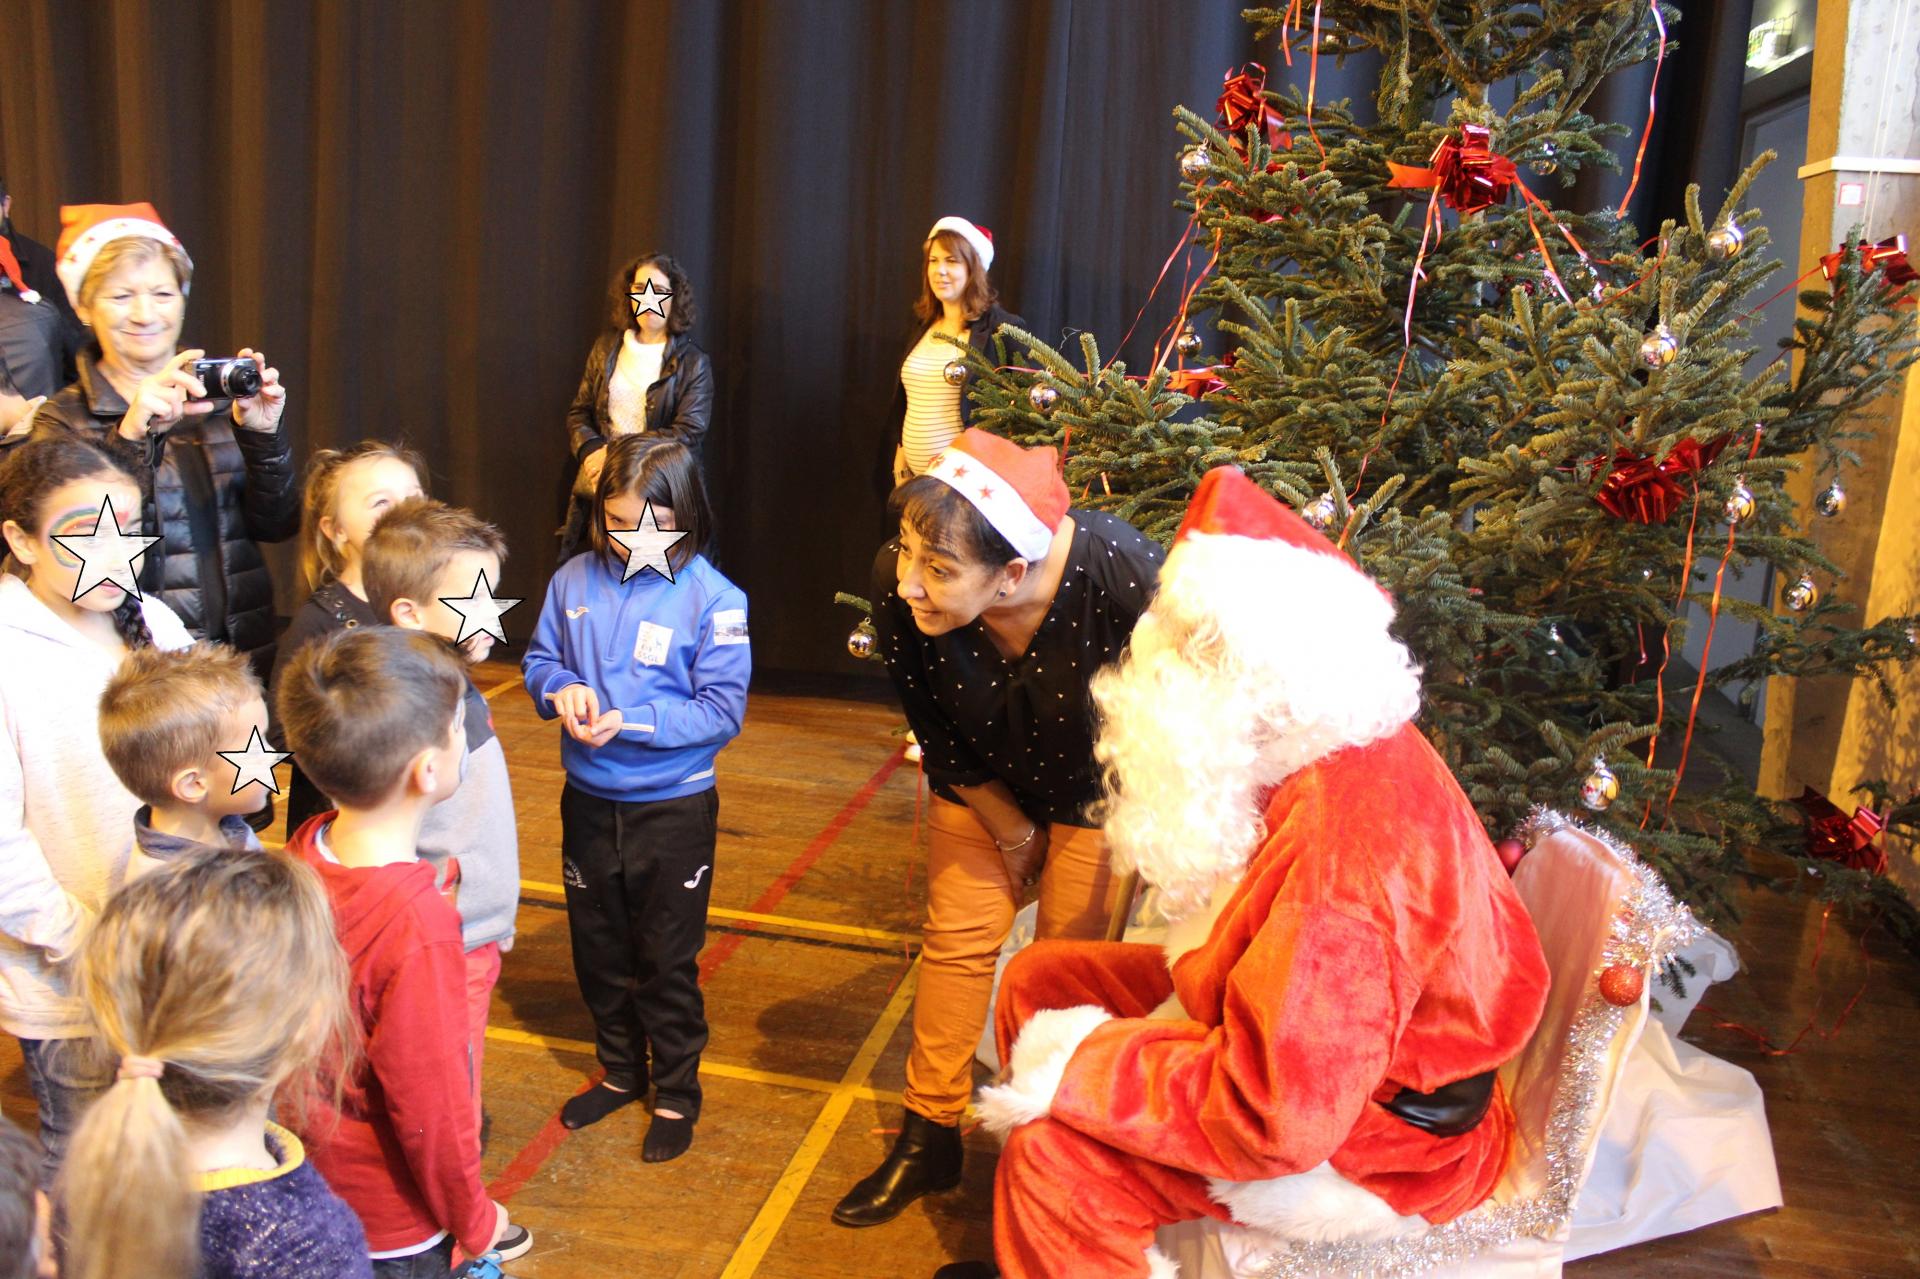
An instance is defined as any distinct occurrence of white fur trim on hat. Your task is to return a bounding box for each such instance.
[928,216,995,271]
[927,446,1054,560]
[975,1004,1112,1135]
[57,217,190,311]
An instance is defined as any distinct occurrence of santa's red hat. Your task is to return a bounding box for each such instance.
[0,239,39,305]
[1175,466,1389,602]
[927,216,995,271]
[55,202,191,311]
[925,428,1068,560]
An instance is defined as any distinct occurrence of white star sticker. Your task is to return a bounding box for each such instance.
[218,727,291,796]
[439,568,523,646]
[50,494,160,603]
[629,278,673,318]
[610,503,691,583]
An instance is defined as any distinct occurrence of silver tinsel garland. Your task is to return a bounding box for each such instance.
[1249,808,1700,1278]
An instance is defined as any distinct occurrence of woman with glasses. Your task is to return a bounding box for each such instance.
[560,252,713,560]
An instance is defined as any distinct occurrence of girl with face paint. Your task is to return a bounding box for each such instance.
[0,433,194,1184]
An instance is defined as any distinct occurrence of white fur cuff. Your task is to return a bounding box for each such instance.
[1208,1162,1429,1245]
[975,1004,1113,1136]
[1144,1243,1181,1278]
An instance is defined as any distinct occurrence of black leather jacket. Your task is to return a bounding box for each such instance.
[17,349,298,661]
[876,302,1025,497]
[565,329,714,463]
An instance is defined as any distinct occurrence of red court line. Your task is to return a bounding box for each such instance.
[697,751,906,983]
[488,748,908,1207]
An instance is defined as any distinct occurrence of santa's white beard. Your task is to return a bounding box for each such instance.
[1092,532,1422,918]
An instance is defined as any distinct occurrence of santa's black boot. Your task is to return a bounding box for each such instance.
[831,1110,963,1227]
[931,1263,999,1278]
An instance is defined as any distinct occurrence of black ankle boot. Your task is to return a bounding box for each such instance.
[831,1110,963,1227]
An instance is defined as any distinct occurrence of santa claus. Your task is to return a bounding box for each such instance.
[935,468,1551,1279]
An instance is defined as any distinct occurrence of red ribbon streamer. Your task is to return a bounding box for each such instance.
[1616,0,1667,216]
[1593,434,1732,523]
[1663,425,1765,814]
[1698,906,1874,1056]
[1639,482,1702,829]
[1303,0,1327,163]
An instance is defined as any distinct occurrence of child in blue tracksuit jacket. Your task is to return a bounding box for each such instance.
[521,438,748,1163]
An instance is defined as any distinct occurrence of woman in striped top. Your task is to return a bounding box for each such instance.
[877,217,1023,495]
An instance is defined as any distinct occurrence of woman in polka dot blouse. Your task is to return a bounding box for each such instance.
[833,429,1163,1230]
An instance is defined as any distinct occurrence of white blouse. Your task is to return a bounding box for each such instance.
[608,330,668,436]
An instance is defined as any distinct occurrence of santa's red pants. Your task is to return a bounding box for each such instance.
[990,940,1230,1279]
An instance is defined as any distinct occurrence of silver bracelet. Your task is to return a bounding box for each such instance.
[994,825,1039,853]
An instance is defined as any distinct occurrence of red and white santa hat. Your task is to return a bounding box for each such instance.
[55,202,191,311]
[927,216,995,272]
[1172,465,1389,604]
[0,239,39,305]
[925,428,1068,560]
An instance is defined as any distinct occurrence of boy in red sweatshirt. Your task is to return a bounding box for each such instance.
[276,626,530,1276]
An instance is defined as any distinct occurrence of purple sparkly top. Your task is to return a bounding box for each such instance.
[198,1123,371,1278]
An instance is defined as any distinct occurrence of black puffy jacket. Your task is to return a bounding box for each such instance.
[18,349,298,662]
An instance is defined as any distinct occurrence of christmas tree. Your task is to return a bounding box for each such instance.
[869,2,1920,939]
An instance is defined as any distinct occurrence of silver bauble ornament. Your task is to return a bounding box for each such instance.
[1174,326,1203,358]
[941,358,969,387]
[1638,323,1679,369]
[846,619,877,660]
[1579,757,1620,812]
[1179,145,1212,182]
[1706,221,1746,261]
[1814,480,1847,518]
[1532,142,1557,176]
[1301,492,1338,532]
[1723,477,1756,526]
[1028,382,1060,413]
[1784,575,1819,612]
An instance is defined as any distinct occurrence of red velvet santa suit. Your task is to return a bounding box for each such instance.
[975,469,1550,1279]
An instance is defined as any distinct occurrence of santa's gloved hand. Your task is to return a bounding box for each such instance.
[976,1005,1112,1135]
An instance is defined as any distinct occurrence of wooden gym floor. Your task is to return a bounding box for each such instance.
[4,661,1916,1276]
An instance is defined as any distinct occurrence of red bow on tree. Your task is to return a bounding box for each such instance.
[1216,64,1292,162]
[1387,125,1517,214]
[1790,788,1889,875]
[1167,355,1235,398]
[1593,434,1732,523]
[1819,236,1916,304]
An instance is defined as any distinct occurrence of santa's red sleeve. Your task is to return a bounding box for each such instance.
[1044,901,1403,1185]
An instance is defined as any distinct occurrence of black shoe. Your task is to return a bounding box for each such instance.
[932,1265,998,1278]
[831,1110,963,1227]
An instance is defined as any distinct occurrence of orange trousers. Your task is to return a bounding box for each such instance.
[902,797,1119,1125]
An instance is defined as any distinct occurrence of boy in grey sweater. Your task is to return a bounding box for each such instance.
[363,498,522,1137]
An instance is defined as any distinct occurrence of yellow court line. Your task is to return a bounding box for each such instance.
[520,879,916,946]
[720,960,922,1279]
[482,1024,906,1106]
[480,673,523,701]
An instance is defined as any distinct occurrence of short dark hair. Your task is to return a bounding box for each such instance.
[0,1115,39,1279]
[888,474,1019,568]
[362,498,508,622]
[611,252,698,335]
[275,627,466,809]
[592,437,713,573]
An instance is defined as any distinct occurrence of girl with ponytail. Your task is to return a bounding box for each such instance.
[0,433,192,1183]
[59,845,368,1279]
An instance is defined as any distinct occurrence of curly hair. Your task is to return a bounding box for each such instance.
[609,252,698,336]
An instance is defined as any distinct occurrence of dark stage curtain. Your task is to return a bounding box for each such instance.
[0,0,1745,678]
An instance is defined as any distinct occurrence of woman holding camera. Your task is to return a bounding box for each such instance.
[559,252,712,560]
[19,203,297,667]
